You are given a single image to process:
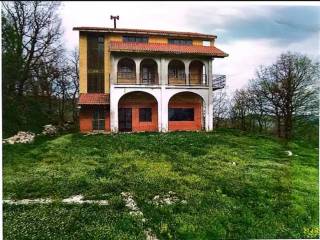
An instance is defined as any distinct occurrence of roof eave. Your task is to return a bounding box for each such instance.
[110,49,225,57]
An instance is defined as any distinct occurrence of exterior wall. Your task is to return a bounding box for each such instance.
[79,106,110,132]
[79,33,87,93]
[109,85,211,132]
[119,92,158,132]
[149,36,168,44]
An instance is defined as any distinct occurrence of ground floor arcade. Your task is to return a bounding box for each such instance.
[79,88,212,133]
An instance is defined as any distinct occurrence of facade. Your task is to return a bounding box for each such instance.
[74,26,228,133]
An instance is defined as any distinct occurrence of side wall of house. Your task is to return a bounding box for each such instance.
[79,106,110,132]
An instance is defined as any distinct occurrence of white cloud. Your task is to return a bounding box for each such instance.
[214,33,319,94]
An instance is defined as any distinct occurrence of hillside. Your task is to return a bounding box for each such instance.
[3,129,319,239]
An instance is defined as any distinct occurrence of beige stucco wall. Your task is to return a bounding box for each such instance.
[79,32,87,93]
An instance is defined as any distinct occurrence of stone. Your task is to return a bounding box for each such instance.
[3,131,35,144]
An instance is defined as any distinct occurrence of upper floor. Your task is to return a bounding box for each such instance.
[73,27,228,94]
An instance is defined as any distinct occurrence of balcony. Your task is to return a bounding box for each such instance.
[117,72,136,84]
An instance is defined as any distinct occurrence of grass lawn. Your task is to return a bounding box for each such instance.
[3,129,319,239]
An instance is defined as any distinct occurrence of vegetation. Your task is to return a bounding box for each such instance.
[3,130,319,239]
[226,52,319,140]
[2,1,79,137]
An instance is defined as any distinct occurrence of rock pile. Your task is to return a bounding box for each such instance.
[3,131,35,144]
[41,124,58,136]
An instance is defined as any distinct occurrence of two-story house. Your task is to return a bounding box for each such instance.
[73,26,228,133]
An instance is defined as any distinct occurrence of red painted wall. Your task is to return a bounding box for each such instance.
[168,92,203,131]
[79,106,110,132]
[119,92,158,132]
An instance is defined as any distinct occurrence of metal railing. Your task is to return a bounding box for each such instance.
[212,74,226,90]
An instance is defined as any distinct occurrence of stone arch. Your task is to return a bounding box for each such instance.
[118,91,158,132]
[167,91,206,131]
[117,58,136,84]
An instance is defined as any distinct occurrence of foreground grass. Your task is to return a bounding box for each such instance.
[3,129,319,239]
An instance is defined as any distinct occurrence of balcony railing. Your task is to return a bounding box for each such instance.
[212,74,226,90]
[189,74,208,86]
[168,73,186,85]
[117,72,136,84]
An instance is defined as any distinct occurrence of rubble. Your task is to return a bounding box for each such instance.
[3,131,35,144]
[42,124,58,136]
[152,191,187,206]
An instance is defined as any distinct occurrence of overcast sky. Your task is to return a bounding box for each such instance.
[59,1,320,93]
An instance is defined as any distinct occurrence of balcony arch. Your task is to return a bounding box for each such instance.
[117,58,136,84]
[168,60,186,85]
[140,58,158,84]
[189,60,206,85]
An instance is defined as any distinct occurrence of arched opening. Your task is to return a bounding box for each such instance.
[168,92,204,131]
[118,91,158,132]
[168,60,186,85]
[140,59,158,84]
[189,60,206,85]
[117,58,136,84]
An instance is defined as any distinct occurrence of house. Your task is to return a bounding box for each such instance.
[73,25,228,133]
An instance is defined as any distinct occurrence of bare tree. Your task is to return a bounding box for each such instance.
[255,52,319,138]
[69,48,80,123]
[213,89,229,128]
[2,1,63,96]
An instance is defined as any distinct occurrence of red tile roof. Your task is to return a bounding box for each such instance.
[73,27,217,39]
[78,93,110,105]
[109,41,228,57]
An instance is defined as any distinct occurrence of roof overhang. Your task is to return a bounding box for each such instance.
[109,41,228,58]
[78,93,110,105]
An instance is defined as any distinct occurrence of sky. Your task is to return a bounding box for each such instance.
[59,1,320,94]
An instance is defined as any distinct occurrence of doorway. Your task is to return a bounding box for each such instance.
[119,108,132,132]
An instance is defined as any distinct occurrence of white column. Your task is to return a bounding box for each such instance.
[110,56,118,84]
[110,87,120,132]
[135,58,141,84]
[207,59,214,131]
[161,86,169,132]
[184,60,190,85]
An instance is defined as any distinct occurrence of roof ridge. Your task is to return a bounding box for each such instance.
[73,27,217,39]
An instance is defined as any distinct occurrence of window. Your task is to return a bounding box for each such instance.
[87,34,104,93]
[139,108,152,122]
[169,108,194,121]
[168,39,192,45]
[123,36,148,43]
[92,109,105,130]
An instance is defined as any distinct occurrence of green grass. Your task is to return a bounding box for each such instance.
[3,129,319,239]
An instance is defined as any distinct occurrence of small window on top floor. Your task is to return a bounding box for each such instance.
[123,36,148,43]
[202,40,210,46]
[168,39,192,45]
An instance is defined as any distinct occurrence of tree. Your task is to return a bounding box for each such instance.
[2,1,63,96]
[213,89,229,128]
[255,52,319,138]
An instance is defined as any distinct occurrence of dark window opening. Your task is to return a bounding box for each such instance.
[123,36,148,43]
[169,108,194,121]
[168,39,192,45]
[87,34,104,93]
[139,108,152,122]
[93,109,105,130]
